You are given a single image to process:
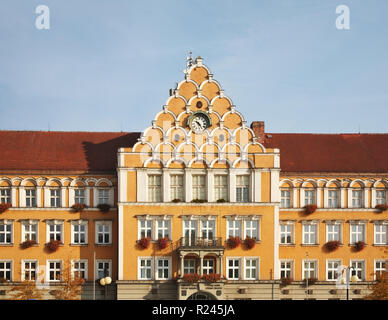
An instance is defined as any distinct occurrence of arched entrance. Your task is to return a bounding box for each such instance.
[187,291,217,300]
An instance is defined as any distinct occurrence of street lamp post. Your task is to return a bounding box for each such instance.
[344,266,359,300]
[99,267,112,300]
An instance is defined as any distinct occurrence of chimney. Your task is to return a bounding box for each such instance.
[250,121,265,144]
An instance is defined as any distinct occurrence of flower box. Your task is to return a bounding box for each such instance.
[216,199,226,203]
[97,203,111,213]
[281,277,293,286]
[244,237,256,249]
[375,204,388,213]
[306,277,318,286]
[354,241,365,252]
[71,203,88,213]
[202,273,221,283]
[20,239,37,249]
[191,199,207,203]
[303,204,317,215]
[0,203,12,214]
[324,240,341,252]
[171,199,181,203]
[227,236,242,249]
[158,237,169,250]
[46,239,61,252]
[182,273,201,283]
[138,237,151,249]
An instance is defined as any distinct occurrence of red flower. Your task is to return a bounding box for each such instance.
[281,277,293,286]
[138,237,151,249]
[46,239,61,252]
[354,241,365,252]
[0,203,12,214]
[20,239,37,249]
[375,204,388,213]
[71,203,88,213]
[303,204,317,215]
[182,273,201,283]
[97,203,111,213]
[158,237,169,250]
[227,236,242,249]
[244,237,256,249]
[325,240,341,252]
[202,274,221,283]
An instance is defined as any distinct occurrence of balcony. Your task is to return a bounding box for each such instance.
[178,237,224,249]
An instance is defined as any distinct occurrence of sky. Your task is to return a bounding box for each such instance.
[0,0,387,134]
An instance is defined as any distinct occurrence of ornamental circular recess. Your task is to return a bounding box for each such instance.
[187,291,217,300]
[187,111,212,134]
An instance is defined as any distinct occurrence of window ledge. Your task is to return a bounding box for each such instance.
[372,244,388,247]
[70,244,89,246]
[94,243,113,246]
[279,244,295,247]
[0,244,13,247]
[300,244,319,247]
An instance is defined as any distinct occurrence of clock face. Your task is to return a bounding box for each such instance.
[188,112,211,133]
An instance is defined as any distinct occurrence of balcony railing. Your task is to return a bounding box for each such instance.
[178,237,223,248]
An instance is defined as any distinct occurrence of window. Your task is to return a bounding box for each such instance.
[303,260,317,279]
[139,219,152,239]
[0,189,11,203]
[227,219,241,238]
[352,190,362,208]
[156,258,170,280]
[245,258,259,280]
[21,221,38,242]
[280,190,291,208]
[280,223,293,244]
[227,258,240,280]
[74,189,85,204]
[47,221,63,242]
[302,223,318,245]
[148,175,162,202]
[244,219,259,239]
[304,190,315,206]
[71,221,88,244]
[50,189,61,207]
[96,260,111,279]
[328,190,339,208]
[183,220,197,244]
[139,258,152,280]
[96,221,111,245]
[327,260,341,281]
[236,176,249,202]
[351,260,365,281]
[98,189,110,205]
[350,223,365,244]
[47,261,61,282]
[0,261,12,281]
[376,190,386,205]
[326,223,341,242]
[203,259,214,275]
[22,261,37,281]
[72,260,87,280]
[374,223,387,245]
[201,220,215,239]
[156,219,170,239]
[0,221,13,244]
[25,189,36,207]
[192,175,206,200]
[214,175,228,201]
[184,259,196,274]
[375,260,387,279]
[280,261,293,278]
[170,175,184,201]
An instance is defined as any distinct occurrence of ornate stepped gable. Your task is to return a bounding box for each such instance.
[130,56,273,169]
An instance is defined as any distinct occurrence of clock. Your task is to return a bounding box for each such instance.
[187,111,212,133]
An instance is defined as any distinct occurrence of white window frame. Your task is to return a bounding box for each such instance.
[95,259,112,279]
[46,260,62,282]
[49,188,61,208]
[192,174,206,201]
[202,258,215,275]
[170,174,184,201]
[156,219,171,239]
[155,257,171,280]
[328,189,339,208]
[25,188,37,207]
[183,259,196,274]
[244,218,260,240]
[0,188,11,204]
[97,188,110,206]
[0,220,13,245]
[374,222,388,245]
[302,259,318,280]
[95,221,112,245]
[375,189,387,205]
[46,220,64,243]
[71,259,88,280]
[147,175,162,203]
[349,222,366,244]
[326,259,342,281]
[71,220,88,245]
[21,220,39,242]
[214,175,228,202]
[138,218,153,240]
[0,260,12,281]
[138,257,153,280]
[236,175,250,203]
[374,260,387,280]
[244,257,259,280]
[302,222,318,245]
[350,260,365,281]
[74,188,86,204]
[352,190,363,208]
[304,189,316,206]
[280,222,294,245]
[226,218,242,238]
[200,219,216,240]
[21,260,38,281]
[326,222,342,243]
[280,189,291,208]
[280,260,294,279]
[226,257,241,280]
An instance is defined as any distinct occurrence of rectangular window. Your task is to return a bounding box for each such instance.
[170,175,184,201]
[375,260,387,279]
[183,259,195,274]
[192,175,206,200]
[280,190,291,208]
[74,189,85,204]
[327,223,341,242]
[351,260,365,281]
[183,220,197,245]
[0,189,11,204]
[48,222,63,242]
[245,258,259,280]
[22,221,38,242]
[280,224,293,244]
[350,223,365,244]
[148,175,162,202]
[96,222,111,244]
[203,259,214,275]
[280,261,293,278]
[0,221,12,244]
[201,219,215,239]
[374,224,387,245]
[48,261,61,282]
[96,260,111,279]
[23,261,37,281]
[303,260,317,279]
[139,220,152,239]
[156,219,170,239]
[72,260,87,280]
[98,189,110,205]
[214,175,228,201]
[0,261,12,281]
[139,258,152,280]
[236,175,249,202]
[25,189,36,207]
[72,222,88,244]
[328,190,339,208]
[244,220,259,239]
[304,190,315,206]
[327,260,341,281]
[227,219,241,238]
[303,223,317,245]
[50,189,61,207]
[352,190,362,208]
[376,190,386,205]
[227,258,240,280]
[156,258,170,280]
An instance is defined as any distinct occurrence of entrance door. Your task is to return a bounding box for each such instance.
[187,291,216,300]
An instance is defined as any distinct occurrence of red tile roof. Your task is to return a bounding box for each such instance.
[0,131,140,173]
[263,133,388,173]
